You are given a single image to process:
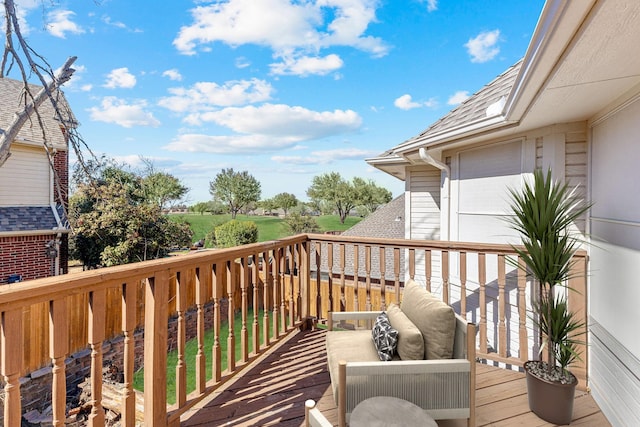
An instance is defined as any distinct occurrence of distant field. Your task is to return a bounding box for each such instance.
[169,213,361,245]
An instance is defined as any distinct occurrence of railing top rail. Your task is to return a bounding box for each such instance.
[307,233,587,259]
[0,234,308,309]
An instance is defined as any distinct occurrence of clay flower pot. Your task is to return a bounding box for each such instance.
[524,361,577,425]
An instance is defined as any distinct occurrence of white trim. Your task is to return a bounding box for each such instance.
[590,89,640,127]
[590,217,640,228]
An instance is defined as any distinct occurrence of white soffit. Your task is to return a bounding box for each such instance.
[521,0,640,129]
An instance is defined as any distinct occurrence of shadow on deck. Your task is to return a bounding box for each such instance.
[180,329,609,427]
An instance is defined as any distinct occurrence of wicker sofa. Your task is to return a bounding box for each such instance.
[325,280,476,427]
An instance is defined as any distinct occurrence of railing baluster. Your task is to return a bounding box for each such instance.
[365,245,372,311]
[49,298,67,427]
[226,260,236,372]
[144,272,168,425]
[327,243,334,315]
[425,249,432,292]
[1,308,22,427]
[315,242,321,318]
[280,248,287,333]
[442,250,450,304]
[212,263,222,382]
[196,266,207,393]
[288,245,295,328]
[353,245,360,311]
[176,271,187,406]
[241,257,249,363]
[393,247,400,306]
[263,251,271,347]
[478,253,488,354]
[379,246,386,311]
[121,282,136,427]
[252,252,260,355]
[498,254,507,357]
[273,249,281,339]
[409,248,415,280]
[460,252,467,316]
[518,257,528,363]
[88,288,106,427]
[339,244,346,312]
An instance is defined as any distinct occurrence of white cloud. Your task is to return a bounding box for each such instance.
[394,94,438,110]
[270,54,344,76]
[465,29,501,63]
[272,148,377,165]
[158,78,273,114]
[81,84,93,92]
[88,97,160,128]
[162,69,183,81]
[191,103,362,139]
[173,0,389,59]
[104,67,137,89]
[235,57,251,69]
[447,90,470,105]
[164,104,362,154]
[422,0,438,12]
[47,10,84,38]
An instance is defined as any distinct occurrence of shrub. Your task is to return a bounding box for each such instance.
[285,213,321,234]
[214,220,259,248]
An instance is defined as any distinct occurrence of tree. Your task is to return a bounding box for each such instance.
[209,168,261,219]
[259,198,278,215]
[353,177,392,213]
[69,162,192,268]
[142,172,188,210]
[214,220,259,248]
[307,172,358,223]
[190,202,211,215]
[273,192,298,217]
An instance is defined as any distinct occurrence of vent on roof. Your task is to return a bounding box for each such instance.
[485,96,506,118]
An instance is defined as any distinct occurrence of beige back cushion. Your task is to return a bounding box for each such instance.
[387,303,424,360]
[400,280,456,359]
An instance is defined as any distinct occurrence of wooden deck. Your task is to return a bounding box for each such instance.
[180,328,610,427]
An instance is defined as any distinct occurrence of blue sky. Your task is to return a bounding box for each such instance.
[17,0,544,203]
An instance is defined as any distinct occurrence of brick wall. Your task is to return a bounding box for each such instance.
[0,234,58,283]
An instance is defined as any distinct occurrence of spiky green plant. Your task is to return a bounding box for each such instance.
[505,168,591,377]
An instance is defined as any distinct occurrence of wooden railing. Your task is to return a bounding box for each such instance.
[0,234,588,426]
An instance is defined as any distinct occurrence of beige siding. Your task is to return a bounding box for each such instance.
[0,145,50,206]
[535,137,543,169]
[407,167,441,241]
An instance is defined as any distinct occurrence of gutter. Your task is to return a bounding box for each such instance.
[418,148,451,241]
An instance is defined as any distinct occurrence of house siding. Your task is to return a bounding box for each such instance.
[406,167,441,288]
[0,144,50,206]
[589,93,640,426]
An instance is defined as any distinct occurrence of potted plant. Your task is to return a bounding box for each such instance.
[506,168,590,425]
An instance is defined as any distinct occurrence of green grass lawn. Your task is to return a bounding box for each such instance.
[169,213,361,245]
[133,308,282,404]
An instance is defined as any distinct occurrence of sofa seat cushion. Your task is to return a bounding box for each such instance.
[401,280,456,359]
[387,303,424,360]
[326,330,388,403]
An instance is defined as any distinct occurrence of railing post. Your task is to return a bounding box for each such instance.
[144,272,169,426]
[300,240,311,322]
[353,245,360,311]
[49,298,68,427]
[88,288,106,427]
[339,244,346,313]
[379,246,386,311]
[442,250,450,304]
[497,254,507,357]
[279,248,287,333]
[227,260,236,371]
[460,252,467,316]
[288,245,295,328]
[122,282,137,427]
[195,266,207,394]
[263,251,271,347]
[252,252,260,354]
[569,253,589,387]
[241,257,249,363]
[518,258,528,363]
[365,245,372,311]
[478,253,488,355]
[1,308,22,427]
[425,249,432,292]
[327,243,334,316]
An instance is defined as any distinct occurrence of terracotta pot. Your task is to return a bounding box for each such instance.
[524,361,577,425]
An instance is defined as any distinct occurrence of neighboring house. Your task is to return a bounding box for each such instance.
[0,78,72,283]
[367,1,640,425]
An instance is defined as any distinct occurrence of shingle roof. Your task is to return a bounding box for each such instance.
[313,195,406,282]
[0,78,73,147]
[414,60,522,141]
[0,205,67,233]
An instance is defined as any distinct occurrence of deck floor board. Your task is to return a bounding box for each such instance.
[181,328,610,427]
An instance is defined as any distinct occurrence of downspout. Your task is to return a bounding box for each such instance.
[418,148,451,241]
